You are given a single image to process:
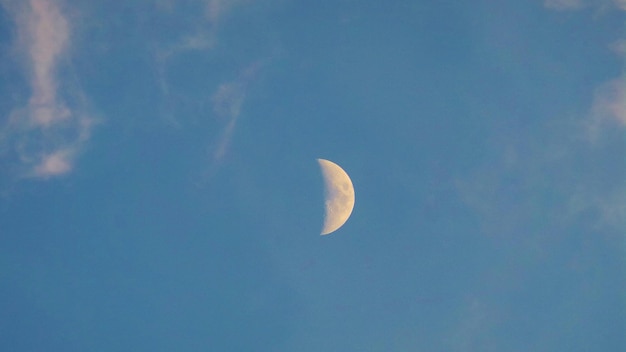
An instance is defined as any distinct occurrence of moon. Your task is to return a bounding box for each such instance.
[318,158,355,235]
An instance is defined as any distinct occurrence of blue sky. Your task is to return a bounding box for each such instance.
[1,0,625,351]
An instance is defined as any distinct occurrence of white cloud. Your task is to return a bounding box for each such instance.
[1,0,95,179]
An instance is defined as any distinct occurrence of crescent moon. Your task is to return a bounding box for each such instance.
[318,158,355,235]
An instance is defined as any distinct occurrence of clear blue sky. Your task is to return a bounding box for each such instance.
[1,0,625,351]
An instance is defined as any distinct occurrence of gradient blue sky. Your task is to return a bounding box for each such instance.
[1,0,625,351]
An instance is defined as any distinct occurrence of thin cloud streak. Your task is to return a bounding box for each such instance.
[1,0,94,179]
[155,0,246,57]
[205,0,246,26]
[210,61,261,163]
[545,0,626,10]
[592,78,626,126]
[153,0,247,124]
[585,77,626,143]
[151,1,266,181]
[544,0,585,10]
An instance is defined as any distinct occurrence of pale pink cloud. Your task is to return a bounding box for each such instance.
[33,149,73,178]
[587,78,626,140]
[205,0,245,26]
[545,0,626,10]
[614,0,626,9]
[609,39,626,57]
[544,0,586,10]
[206,0,224,25]
[595,79,626,126]
[1,0,94,179]
[23,0,70,127]
[544,0,626,133]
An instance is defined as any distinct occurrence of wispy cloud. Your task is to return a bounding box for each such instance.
[547,3,626,139]
[544,0,586,10]
[458,90,626,236]
[587,77,626,140]
[609,39,626,57]
[150,0,263,174]
[445,299,499,351]
[458,139,625,235]
[23,0,69,127]
[155,0,246,58]
[210,61,262,162]
[1,0,94,179]
[545,0,626,10]
[549,0,626,228]
[205,0,247,26]
[594,79,626,126]
[153,0,249,125]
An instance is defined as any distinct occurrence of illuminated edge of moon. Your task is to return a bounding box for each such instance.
[317,158,355,235]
